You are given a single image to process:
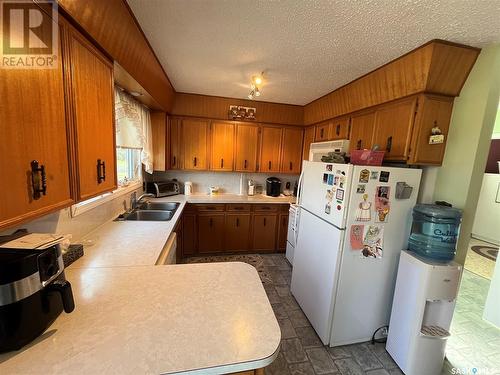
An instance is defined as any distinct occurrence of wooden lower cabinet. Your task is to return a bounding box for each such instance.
[182,213,197,256]
[252,214,278,251]
[277,214,289,252]
[225,214,252,252]
[198,214,225,253]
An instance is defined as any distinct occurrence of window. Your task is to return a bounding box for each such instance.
[116,147,142,185]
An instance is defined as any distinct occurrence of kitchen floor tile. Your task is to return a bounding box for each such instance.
[334,358,364,375]
[288,361,316,375]
[296,326,323,348]
[348,344,383,371]
[288,309,311,328]
[272,303,289,320]
[282,338,308,364]
[279,318,298,339]
[306,347,339,374]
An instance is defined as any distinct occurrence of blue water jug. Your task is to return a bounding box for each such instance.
[408,204,463,261]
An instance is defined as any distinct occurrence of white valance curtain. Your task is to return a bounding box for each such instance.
[114,87,153,174]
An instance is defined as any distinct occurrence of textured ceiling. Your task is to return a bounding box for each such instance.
[127,0,500,105]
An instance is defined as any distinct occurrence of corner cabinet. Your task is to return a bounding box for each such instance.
[0,22,73,229]
[64,24,116,200]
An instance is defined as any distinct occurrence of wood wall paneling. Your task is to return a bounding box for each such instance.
[58,0,175,111]
[172,93,304,126]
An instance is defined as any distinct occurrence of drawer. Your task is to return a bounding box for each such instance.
[226,204,251,212]
[280,204,291,212]
[194,204,226,212]
[253,204,279,212]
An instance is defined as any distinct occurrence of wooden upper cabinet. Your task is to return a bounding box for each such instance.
[349,111,375,153]
[331,117,350,140]
[66,25,116,200]
[169,117,182,169]
[281,127,303,174]
[0,23,72,229]
[182,119,209,170]
[259,126,282,173]
[409,95,454,165]
[235,123,259,172]
[302,126,315,162]
[372,97,417,161]
[151,112,167,171]
[315,122,331,141]
[210,121,234,171]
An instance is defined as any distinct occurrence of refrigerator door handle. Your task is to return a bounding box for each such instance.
[293,170,305,244]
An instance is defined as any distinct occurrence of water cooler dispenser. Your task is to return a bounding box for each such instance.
[386,250,462,375]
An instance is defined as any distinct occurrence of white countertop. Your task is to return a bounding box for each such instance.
[0,194,283,374]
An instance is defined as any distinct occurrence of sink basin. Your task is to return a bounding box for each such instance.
[137,202,180,211]
[122,210,174,221]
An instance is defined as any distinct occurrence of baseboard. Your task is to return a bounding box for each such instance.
[471,234,500,247]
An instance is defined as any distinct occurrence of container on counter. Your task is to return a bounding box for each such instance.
[408,204,463,261]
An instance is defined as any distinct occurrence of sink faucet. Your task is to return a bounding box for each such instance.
[130,192,155,210]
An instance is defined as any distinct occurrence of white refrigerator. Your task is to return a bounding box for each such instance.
[290,161,422,346]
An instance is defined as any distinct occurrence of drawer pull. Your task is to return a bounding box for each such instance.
[209,218,213,227]
[172,155,176,166]
[320,128,324,138]
[289,161,293,170]
[386,136,393,153]
[336,124,340,136]
[357,139,362,150]
[193,157,197,167]
[264,217,267,226]
[221,158,224,168]
[244,159,248,169]
[268,161,271,170]
[234,207,244,210]
[97,159,106,183]
[30,160,47,200]
[236,218,240,227]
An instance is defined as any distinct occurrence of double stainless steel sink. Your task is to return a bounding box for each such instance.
[116,202,180,222]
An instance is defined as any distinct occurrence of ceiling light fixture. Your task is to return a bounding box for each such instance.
[248,72,264,100]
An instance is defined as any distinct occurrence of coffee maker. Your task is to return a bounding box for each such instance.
[266,177,282,197]
[0,244,75,352]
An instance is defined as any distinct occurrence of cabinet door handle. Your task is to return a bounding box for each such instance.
[244,159,248,169]
[320,128,324,138]
[289,161,293,170]
[386,136,393,153]
[357,139,362,150]
[193,157,197,167]
[209,218,213,227]
[264,217,267,226]
[172,155,176,166]
[30,160,47,200]
[236,218,239,227]
[268,161,271,170]
[97,159,106,183]
[221,158,224,168]
[336,124,340,136]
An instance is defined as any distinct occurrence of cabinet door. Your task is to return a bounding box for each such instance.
[302,126,315,162]
[372,97,417,161]
[174,217,183,263]
[183,119,209,170]
[280,127,303,174]
[198,214,225,253]
[349,111,375,153]
[260,126,282,173]
[225,214,251,252]
[151,112,167,171]
[211,121,234,171]
[277,214,289,252]
[68,28,116,200]
[0,24,72,229]
[331,117,350,140]
[252,214,278,251]
[235,123,259,172]
[315,122,331,141]
[182,214,197,256]
[169,117,182,169]
[408,95,454,165]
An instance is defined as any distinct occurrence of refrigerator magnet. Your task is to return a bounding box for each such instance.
[359,169,369,183]
[350,225,364,250]
[326,164,333,171]
[323,173,328,184]
[334,176,339,186]
[325,189,334,202]
[361,225,384,259]
[370,171,379,180]
[379,171,390,182]
[375,186,391,222]
[336,188,344,201]
[356,184,366,194]
[327,174,334,185]
[325,202,332,214]
[355,194,371,221]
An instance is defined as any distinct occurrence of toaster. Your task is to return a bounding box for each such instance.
[145,180,180,197]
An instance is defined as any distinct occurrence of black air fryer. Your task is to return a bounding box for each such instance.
[266,177,282,197]
[0,245,75,352]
